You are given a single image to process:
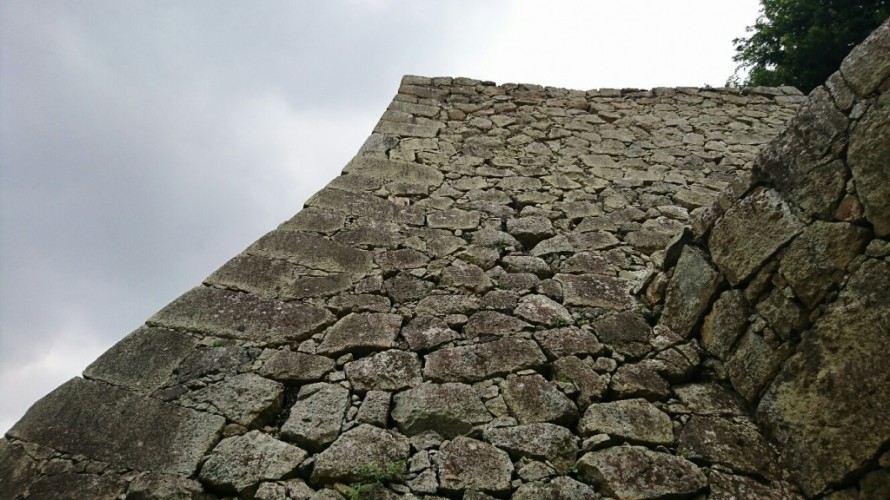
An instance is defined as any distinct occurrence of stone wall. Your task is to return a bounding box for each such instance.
[652,19,890,498]
[1,21,887,500]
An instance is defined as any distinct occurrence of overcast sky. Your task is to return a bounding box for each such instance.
[0,0,761,433]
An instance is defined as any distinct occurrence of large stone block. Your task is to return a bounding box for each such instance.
[423,337,546,382]
[249,231,373,274]
[576,446,707,499]
[840,18,890,96]
[391,383,491,438]
[659,246,721,338]
[847,90,890,237]
[8,378,224,475]
[709,188,804,285]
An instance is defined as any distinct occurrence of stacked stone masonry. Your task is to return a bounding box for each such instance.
[2,20,888,499]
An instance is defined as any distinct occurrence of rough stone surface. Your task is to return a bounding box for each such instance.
[483,423,579,474]
[344,349,422,391]
[659,246,721,338]
[257,349,335,382]
[700,290,749,360]
[709,188,805,285]
[846,90,890,237]
[391,383,491,438]
[315,313,402,356]
[437,437,513,495]
[311,424,410,484]
[579,398,674,446]
[178,372,283,428]
[576,445,707,500]
[513,477,598,499]
[678,415,779,478]
[281,384,350,451]
[199,430,307,496]
[500,373,579,425]
[423,337,546,382]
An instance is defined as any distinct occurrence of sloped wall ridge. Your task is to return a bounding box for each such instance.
[652,19,890,498]
[1,21,887,500]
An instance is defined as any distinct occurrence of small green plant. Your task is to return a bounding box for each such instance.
[211,340,224,348]
[556,374,573,384]
[344,460,406,499]
[550,315,569,327]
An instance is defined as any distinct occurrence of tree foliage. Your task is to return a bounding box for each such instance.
[731,0,890,93]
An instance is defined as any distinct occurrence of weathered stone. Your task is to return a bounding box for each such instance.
[754,288,809,340]
[513,477,598,500]
[501,255,552,277]
[779,221,869,308]
[593,312,652,359]
[470,228,520,250]
[401,315,460,352]
[700,289,749,359]
[708,469,800,500]
[847,91,890,237]
[375,120,442,138]
[8,378,224,475]
[345,350,422,392]
[423,337,546,382]
[26,473,127,500]
[84,326,196,394]
[757,259,890,497]
[437,437,513,495]
[440,262,493,293]
[311,424,410,484]
[500,373,579,425]
[840,18,890,96]
[257,349,335,382]
[199,431,306,496]
[506,216,555,247]
[576,446,707,499]
[609,362,671,401]
[179,373,283,428]
[281,384,350,451]
[356,390,391,427]
[0,439,40,499]
[659,246,721,338]
[316,313,402,356]
[427,208,481,230]
[483,423,579,474]
[127,472,213,500]
[708,188,804,285]
[673,383,746,416]
[556,273,632,310]
[391,383,491,438]
[552,356,608,409]
[384,273,434,303]
[415,294,479,316]
[513,294,572,326]
[206,254,317,300]
[279,207,346,234]
[463,310,530,338]
[343,157,444,191]
[375,248,429,273]
[250,231,373,274]
[579,398,673,446]
[149,286,334,344]
[306,188,425,226]
[678,415,779,478]
[530,235,574,256]
[533,326,604,359]
[727,331,791,403]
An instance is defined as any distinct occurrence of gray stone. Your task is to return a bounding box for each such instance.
[659,246,721,338]
[306,188,425,226]
[343,157,444,191]
[501,255,552,277]
[345,350,422,392]
[127,472,214,500]
[440,262,493,293]
[673,383,746,416]
[576,446,707,500]
[556,273,632,310]
[552,356,608,409]
[423,337,546,382]
[708,469,801,500]
[483,423,579,474]
[375,248,430,272]
[847,90,890,237]
[464,310,530,338]
[401,315,460,352]
[356,390,391,427]
[593,312,653,359]
[514,294,572,326]
[84,326,196,394]
[199,431,306,496]
[757,259,890,497]
[281,384,350,451]
[415,294,479,316]
[0,439,40,499]
[500,373,579,425]
[678,415,779,478]
[316,313,402,356]
[384,273,434,303]
[708,188,804,285]
[470,228,520,250]
[530,235,574,256]
[279,207,346,234]
[780,221,869,308]
[391,383,492,438]
[513,477,598,500]
[506,216,555,247]
[179,373,283,428]
[579,398,674,446]
[311,424,410,484]
[149,286,334,344]
[534,327,604,359]
[8,377,224,475]
[437,437,513,495]
[250,231,373,274]
[26,472,126,500]
[609,362,671,401]
[257,349,335,383]
[700,289,749,359]
[727,331,791,403]
[840,18,890,96]
[427,208,481,230]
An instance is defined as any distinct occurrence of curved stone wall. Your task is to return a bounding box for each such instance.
[2,20,887,500]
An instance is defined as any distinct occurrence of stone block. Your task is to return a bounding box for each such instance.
[576,446,707,499]
[659,246,721,338]
[437,437,513,495]
[391,383,491,438]
[847,90,890,237]
[423,337,546,383]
